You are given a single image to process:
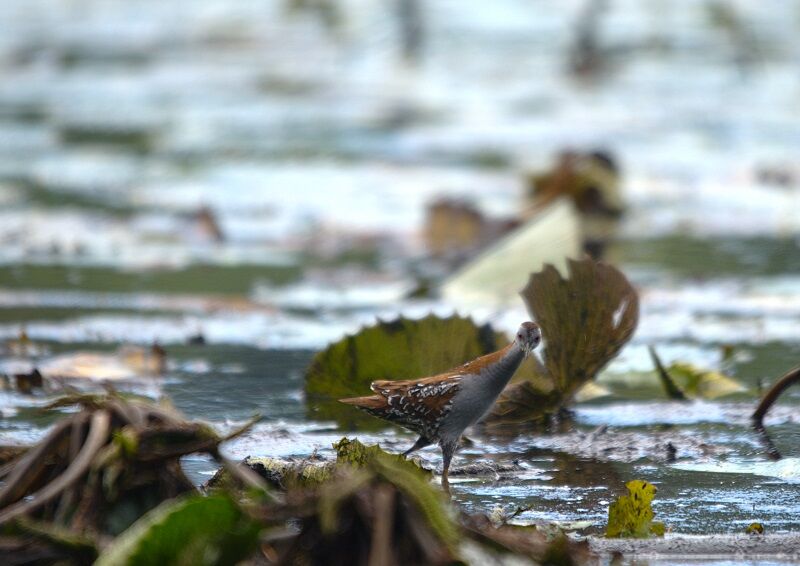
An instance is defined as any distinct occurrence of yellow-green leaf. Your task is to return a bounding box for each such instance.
[606,480,665,538]
[667,363,746,399]
[745,522,764,535]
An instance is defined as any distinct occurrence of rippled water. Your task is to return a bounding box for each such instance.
[2,0,800,540]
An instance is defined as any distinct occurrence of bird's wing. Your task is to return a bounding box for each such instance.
[369,373,464,432]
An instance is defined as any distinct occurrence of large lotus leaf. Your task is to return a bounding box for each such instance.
[305,314,505,403]
[95,493,260,566]
[526,259,638,396]
[606,480,665,538]
[487,259,638,426]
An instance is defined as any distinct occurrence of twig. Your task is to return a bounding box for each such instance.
[751,364,800,461]
[213,451,279,503]
[0,411,111,524]
[648,346,688,401]
[368,484,396,566]
[221,414,261,442]
[0,419,73,508]
[752,365,800,427]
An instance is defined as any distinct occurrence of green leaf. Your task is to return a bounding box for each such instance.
[95,494,260,566]
[606,480,665,538]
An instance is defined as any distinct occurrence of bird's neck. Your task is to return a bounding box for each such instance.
[481,342,524,396]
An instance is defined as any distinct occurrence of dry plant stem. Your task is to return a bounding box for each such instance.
[752,365,800,426]
[0,419,73,508]
[0,410,111,525]
[368,485,396,566]
[648,346,688,401]
[214,451,276,500]
[752,364,800,461]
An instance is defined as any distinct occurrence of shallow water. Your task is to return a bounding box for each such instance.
[1,0,800,543]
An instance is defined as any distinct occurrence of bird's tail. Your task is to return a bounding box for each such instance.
[339,395,385,409]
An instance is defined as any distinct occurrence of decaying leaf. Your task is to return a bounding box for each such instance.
[488,259,639,425]
[333,437,427,476]
[304,314,505,422]
[95,494,261,566]
[606,480,665,538]
[574,381,612,403]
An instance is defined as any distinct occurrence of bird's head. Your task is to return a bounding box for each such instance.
[515,321,541,358]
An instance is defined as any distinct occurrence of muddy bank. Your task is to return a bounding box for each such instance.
[589,533,800,562]
[517,425,731,463]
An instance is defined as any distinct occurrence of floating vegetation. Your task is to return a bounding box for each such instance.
[307,260,637,429]
[0,263,301,295]
[606,480,665,539]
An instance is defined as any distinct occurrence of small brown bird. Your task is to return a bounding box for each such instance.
[340,321,541,489]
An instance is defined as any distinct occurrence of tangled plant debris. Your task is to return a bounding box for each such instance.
[0,401,593,565]
[0,393,262,563]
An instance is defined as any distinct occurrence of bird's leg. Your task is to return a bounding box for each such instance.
[440,439,458,492]
[402,435,432,457]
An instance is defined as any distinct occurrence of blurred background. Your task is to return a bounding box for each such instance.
[2,0,800,534]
